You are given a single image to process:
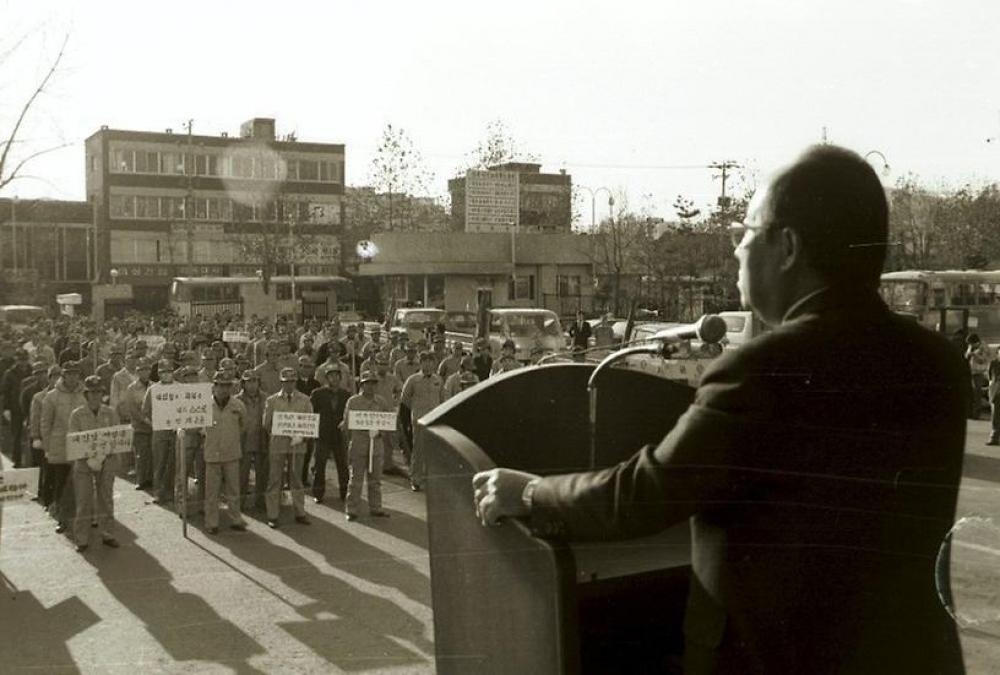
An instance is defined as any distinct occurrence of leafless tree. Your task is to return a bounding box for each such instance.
[0,32,71,193]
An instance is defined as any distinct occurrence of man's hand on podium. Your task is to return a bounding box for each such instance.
[472,469,539,527]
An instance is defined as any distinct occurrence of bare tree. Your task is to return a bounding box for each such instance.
[0,32,70,193]
[369,124,433,231]
[460,119,538,173]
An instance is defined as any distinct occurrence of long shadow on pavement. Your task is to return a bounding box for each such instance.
[92,523,267,674]
[212,529,433,672]
[962,453,1000,484]
[282,510,432,610]
[0,589,99,673]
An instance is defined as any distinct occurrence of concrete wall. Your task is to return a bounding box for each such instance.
[92,283,134,323]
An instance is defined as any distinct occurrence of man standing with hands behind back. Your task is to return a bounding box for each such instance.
[473,145,967,674]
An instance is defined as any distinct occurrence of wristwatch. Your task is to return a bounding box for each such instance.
[521,478,540,510]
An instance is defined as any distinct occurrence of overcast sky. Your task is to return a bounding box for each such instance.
[3,0,999,222]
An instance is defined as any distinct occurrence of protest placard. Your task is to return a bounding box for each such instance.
[151,383,214,430]
[223,330,250,343]
[348,410,397,431]
[271,412,320,438]
[66,424,133,463]
[0,468,40,504]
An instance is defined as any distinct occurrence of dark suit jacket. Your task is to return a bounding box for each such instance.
[530,289,967,674]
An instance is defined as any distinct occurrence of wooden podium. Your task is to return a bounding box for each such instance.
[419,363,695,674]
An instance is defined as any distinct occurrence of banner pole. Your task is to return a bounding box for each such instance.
[177,429,187,539]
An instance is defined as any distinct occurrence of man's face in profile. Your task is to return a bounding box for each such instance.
[735,184,784,324]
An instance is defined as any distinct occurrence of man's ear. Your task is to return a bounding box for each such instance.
[779,227,802,273]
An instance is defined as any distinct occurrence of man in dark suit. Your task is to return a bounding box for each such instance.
[473,145,967,674]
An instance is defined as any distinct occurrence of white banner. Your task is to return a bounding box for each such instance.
[0,468,40,503]
[151,383,214,430]
[348,410,397,431]
[271,412,320,438]
[223,330,250,343]
[66,424,133,463]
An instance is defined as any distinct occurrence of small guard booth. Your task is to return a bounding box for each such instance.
[419,362,695,674]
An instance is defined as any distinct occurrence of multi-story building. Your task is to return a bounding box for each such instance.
[447,162,572,233]
[0,198,95,305]
[85,118,346,316]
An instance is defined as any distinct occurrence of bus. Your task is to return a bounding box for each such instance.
[879,270,1000,344]
[170,275,348,320]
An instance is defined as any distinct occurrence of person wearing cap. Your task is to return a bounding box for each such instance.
[196,352,218,384]
[201,371,248,534]
[262,366,313,527]
[19,361,48,466]
[27,364,60,504]
[394,343,420,383]
[430,337,448,369]
[68,375,121,552]
[309,365,351,503]
[341,370,392,520]
[141,359,178,504]
[124,358,154,489]
[217,357,240,394]
[110,351,138,422]
[443,355,479,401]
[529,344,547,366]
[253,341,283,397]
[95,345,125,396]
[236,370,267,511]
[320,341,356,395]
[295,355,322,486]
[57,335,83,367]
[489,339,519,376]
[400,351,444,491]
[437,341,465,381]
[472,337,493,382]
[371,356,406,477]
[40,360,86,533]
[1,348,32,466]
[173,366,206,515]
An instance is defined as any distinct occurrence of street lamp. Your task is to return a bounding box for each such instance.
[110,268,119,286]
[864,150,891,178]
[578,186,614,230]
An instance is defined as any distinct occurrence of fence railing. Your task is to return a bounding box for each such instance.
[189,300,244,318]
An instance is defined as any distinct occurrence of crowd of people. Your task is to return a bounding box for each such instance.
[0,310,530,551]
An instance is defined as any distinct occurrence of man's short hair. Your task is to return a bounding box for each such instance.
[769,145,888,289]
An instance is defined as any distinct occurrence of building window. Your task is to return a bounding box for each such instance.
[233,157,254,178]
[298,159,319,181]
[285,160,299,181]
[558,275,582,296]
[508,275,534,301]
[275,284,292,300]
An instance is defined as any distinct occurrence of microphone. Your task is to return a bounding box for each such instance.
[650,314,728,344]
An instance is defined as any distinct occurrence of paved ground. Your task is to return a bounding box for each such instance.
[0,463,433,674]
[2,423,1000,674]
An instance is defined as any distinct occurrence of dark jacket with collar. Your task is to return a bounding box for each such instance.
[529,290,967,674]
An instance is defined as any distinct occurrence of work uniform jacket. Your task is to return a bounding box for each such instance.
[203,396,246,463]
[400,371,443,423]
[235,390,265,454]
[262,390,312,454]
[123,379,151,433]
[40,378,87,464]
[342,392,391,452]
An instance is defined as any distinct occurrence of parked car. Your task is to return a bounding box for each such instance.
[0,305,46,329]
[446,308,565,362]
[387,307,446,342]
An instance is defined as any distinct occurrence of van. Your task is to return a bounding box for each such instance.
[446,308,564,362]
[0,305,46,328]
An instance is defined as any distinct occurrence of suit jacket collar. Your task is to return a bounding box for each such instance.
[782,286,885,324]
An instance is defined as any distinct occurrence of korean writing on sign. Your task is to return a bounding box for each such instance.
[66,424,133,463]
[0,468,40,504]
[223,331,250,343]
[152,383,214,430]
[348,410,397,432]
[271,412,320,438]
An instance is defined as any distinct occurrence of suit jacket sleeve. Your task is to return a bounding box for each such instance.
[529,346,767,541]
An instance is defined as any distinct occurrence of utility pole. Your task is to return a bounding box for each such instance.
[708,161,741,214]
